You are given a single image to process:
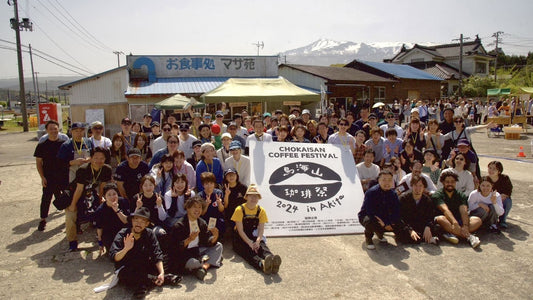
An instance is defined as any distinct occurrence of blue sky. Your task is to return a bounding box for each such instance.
[1,0,532,79]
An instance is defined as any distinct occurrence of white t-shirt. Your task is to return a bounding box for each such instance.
[178,134,197,159]
[356,162,380,180]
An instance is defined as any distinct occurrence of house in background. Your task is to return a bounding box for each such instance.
[279,64,396,114]
[344,60,442,101]
[384,35,494,96]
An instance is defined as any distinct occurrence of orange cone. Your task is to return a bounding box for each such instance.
[517,146,526,157]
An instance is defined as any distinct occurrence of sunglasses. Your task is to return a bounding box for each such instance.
[387,116,395,119]
[163,128,172,132]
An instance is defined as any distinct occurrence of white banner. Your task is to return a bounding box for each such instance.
[127,55,279,79]
[249,140,365,236]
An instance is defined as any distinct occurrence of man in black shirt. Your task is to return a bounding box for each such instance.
[34,120,68,231]
[115,148,150,208]
[66,147,113,251]
[109,207,168,298]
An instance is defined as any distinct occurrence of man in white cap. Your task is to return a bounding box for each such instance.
[224,140,250,187]
[89,121,112,149]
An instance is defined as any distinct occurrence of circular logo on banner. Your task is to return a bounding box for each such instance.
[269,162,342,203]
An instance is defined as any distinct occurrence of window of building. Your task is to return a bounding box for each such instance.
[475,62,487,74]
[374,86,386,101]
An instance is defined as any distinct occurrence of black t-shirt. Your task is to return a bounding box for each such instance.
[114,160,150,201]
[142,125,152,133]
[225,182,248,220]
[94,197,130,248]
[34,138,67,181]
[75,163,113,191]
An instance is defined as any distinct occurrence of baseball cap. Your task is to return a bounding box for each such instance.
[143,113,152,118]
[368,113,377,120]
[121,117,132,125]
[457,139,470,146]
[151,121,160,127]
[179,123,190,131]
[71,122,85,130]
[90,121,103,128]
[229,140,241,150]
[192,140,202,148]
[410,108,419,114]
[302,109,311,115]
[224,168,237,177]
[263,112,272,118]
[228,122,237,129]
[221,132,232,140]
[215,111,224,117]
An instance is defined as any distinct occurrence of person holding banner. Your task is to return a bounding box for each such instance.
[358,170,411,250]
[231,184,282,275]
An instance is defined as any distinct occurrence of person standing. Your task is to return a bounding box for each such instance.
[57,122,93,184]
[178,123,198,160]
[119,118,137,152]
[89,121,112,150]
[34,120,68,231]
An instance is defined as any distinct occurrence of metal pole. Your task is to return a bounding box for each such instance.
[12,0,29,131]
[35,72,40,103]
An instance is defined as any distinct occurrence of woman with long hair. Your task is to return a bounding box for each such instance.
[109,133,126,172]
[157,172,194,230]
[134,132,153,163]
[487,161,513,229]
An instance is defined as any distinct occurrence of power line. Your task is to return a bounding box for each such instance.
[0,38,92,76]
[51,0,114,52]
[33,0,108,52]
[31,21,95,73]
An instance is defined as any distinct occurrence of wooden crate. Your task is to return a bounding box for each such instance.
[503,127,522,140]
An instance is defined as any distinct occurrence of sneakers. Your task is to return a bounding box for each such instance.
[468,235,481,248]
[262,255,274,274]
[429,236,439,245]
[200,254,210,263]
[442,233,459,244]
[194,268,207,281]
[498,222,508,229]
[38,220,46,231]
[163,273,182,286]
[365,237,375,250]
[271,255,282,274]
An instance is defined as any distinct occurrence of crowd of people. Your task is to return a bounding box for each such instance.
[33,97,516,297]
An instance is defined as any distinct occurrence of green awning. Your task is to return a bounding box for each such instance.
[154,94,205,110]
[487,88,511,96]
[520,87,533,93]
[201,77,320,103]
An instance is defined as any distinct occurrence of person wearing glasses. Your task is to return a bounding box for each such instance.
[442,116,495,158]
[380,112,404,139]
[89,121,112,150]
[149,135,180,169]
[119,118,137,153]
[152,122,173,154]
[327,117,356,155]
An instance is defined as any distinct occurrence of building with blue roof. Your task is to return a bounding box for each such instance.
[345,59,443,101]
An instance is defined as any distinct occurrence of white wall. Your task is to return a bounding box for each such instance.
[70,68,128,105]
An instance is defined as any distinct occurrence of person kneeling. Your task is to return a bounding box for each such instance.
[231,184,281,275]
[109,207,180,298]
[358,170,412,250]
[169,196,223,281]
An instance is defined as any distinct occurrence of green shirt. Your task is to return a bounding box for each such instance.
[432,188,467,216]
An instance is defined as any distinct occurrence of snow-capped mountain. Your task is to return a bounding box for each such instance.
[279,38,416,66]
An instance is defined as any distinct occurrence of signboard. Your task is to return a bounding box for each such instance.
[127,55,279,79]
[249,140,365,236]
[38,103,62,125]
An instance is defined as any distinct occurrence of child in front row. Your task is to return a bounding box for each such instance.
[231,184,281,275]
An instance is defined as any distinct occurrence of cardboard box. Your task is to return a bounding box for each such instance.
[503,126,522,140]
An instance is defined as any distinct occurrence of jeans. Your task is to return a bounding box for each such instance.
[499,197,512,225]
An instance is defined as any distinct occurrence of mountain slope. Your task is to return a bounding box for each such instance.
[279,38,416,66]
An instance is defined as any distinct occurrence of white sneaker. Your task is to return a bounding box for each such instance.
[429,236,439,245]
[468,235,481,248]
[442,233,459,244]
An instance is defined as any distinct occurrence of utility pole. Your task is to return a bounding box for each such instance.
[453,34,470,97]
[35,72,40,103]
[252,41,264,56]
[29,44,37,110]
[113,51,124,67]
[9,0,33,132]
[492,31,504,82]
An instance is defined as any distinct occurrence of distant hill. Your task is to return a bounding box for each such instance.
[279,38,428,66]
[0,76,82,91]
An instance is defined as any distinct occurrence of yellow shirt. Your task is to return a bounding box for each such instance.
[231,204,268,224]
